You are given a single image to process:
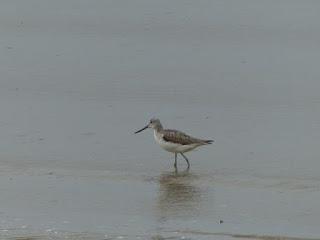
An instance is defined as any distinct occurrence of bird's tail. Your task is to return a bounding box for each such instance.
[203,139,214,144]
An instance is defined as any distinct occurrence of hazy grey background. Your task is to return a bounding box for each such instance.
[1,0,320,239]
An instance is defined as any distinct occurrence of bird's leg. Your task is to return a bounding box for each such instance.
[174,153,177,169]
[180,153,190,169]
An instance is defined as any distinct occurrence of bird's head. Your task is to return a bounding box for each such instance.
[134,118,162,133]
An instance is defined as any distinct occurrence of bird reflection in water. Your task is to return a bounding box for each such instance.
[156,169,203,222]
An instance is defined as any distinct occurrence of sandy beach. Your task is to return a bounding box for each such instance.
[1,0,320,239]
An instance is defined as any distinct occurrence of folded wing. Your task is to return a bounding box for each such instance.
[163,129,211,145]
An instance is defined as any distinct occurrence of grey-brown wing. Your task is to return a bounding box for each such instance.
[162,129,200,145]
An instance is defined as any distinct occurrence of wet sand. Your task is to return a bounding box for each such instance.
[1,0,320,239]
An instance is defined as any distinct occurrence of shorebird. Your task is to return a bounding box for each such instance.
[134,118,213,169]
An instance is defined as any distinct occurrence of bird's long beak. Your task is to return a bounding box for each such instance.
[134,125,148,134]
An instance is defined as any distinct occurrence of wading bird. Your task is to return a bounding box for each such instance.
[135,118,213,169]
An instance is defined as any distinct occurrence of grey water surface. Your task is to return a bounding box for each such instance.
[1,0,320,239]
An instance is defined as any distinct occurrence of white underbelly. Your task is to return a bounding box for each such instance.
[154,131,198,153]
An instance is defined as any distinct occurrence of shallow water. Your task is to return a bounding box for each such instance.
[1,0,320,239]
